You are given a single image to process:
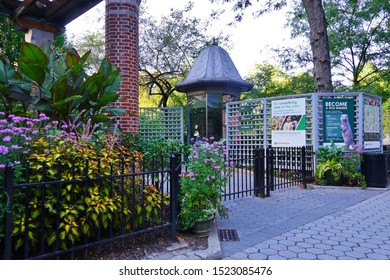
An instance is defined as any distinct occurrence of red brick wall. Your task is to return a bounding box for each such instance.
[105,0,141,132]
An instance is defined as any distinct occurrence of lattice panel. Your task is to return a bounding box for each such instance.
[226,92,383,158]
[226,99,265,159]
[139,107,184,143]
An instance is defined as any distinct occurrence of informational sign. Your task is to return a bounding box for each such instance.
[364,98,381,149]
[238,104,257,133]
[271,98,306,147]
[323,98,355,147]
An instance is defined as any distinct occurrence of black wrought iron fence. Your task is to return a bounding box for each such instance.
[224,146,314,200]
[265,146,315,191]
[0,154,181,260]
[223,149,257,200]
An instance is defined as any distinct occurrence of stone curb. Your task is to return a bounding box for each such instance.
[193,221,222,260]
[145,221,222,260]
[307,183,390,191]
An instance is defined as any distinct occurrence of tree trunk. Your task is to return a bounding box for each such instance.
[159,94,169,107]
[302,0,333,92]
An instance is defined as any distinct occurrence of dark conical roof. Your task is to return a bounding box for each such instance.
[175,44,253,95]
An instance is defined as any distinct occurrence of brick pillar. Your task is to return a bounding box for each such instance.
[105,0,141,132]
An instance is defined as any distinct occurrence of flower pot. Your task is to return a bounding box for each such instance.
[325,170,342,186]
[192,217,214,237]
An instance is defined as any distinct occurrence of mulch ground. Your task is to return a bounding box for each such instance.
[86,231,208,260]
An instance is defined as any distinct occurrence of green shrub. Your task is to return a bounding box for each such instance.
[178,139,231,231]
[9,133,170,252]
[134,185,169,230]
[0,42,125,134]
[121,133,188,157]
[315,143,366,188]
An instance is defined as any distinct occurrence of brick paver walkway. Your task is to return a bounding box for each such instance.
[218,186,390,260]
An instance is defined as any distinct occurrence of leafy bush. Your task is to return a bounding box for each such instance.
[134,185,169,229]
[9,132,146,251]
[178,138,232,231]
[0,42,125,134]
[316,142,345,163]
[315,158,343,185]
[120,133,189,173]
[0,112,175,255]
[315,143,366,188]
[121,133,188,157]
[0,118,170,254]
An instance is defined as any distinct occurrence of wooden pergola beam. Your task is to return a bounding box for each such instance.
[16,16,64,34]
[11,0,39,20]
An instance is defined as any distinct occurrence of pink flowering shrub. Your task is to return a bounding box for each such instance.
[0,112,57,240]
[178,138,232,231]
[0,112,56,183]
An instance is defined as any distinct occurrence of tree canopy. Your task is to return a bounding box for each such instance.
[212,0,333,92]
[139,2,229,107]
[286,0,390,91]
[242,64,315,99]
[68,2,228,107]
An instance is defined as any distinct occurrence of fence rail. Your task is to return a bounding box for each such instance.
[266,146,314,191]
[223,146,314,200]
[0,154,181,260]
[1,144,315,259]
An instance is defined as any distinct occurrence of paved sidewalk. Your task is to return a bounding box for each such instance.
[218,185,390,260]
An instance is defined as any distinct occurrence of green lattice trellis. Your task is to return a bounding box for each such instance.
[139,107,184,143]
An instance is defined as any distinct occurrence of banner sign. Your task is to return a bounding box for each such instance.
[323,98,355,147]
[364,98,381,149]
[271,98,306,147]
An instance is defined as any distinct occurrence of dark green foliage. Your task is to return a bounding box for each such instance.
[0,190,9,239]
[140,2,229,107]
[316,142,345,164]
[0,16,24,65]
[120,132,189,161]
[0,42,125,134]
[5,135,170,253]
[285,0,390,91]
[315,143,366,188]
[0,59,33,114]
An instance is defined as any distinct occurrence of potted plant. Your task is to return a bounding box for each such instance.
[315,143,366,188]
[315,158,343,185]
[177,138,231,236]
[341,146,366,188]
[191,202,216,237]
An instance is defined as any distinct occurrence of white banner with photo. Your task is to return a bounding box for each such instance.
[271,98,306,147]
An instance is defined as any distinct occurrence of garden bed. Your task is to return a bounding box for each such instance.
[86,231,208,260]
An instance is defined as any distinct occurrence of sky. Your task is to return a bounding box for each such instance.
[66,0,300,78]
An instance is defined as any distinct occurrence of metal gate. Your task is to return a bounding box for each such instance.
[222,146,314,200]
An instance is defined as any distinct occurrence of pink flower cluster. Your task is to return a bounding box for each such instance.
[0,112,59,168]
